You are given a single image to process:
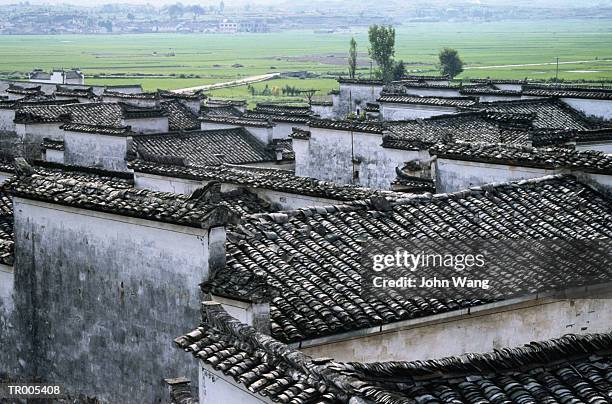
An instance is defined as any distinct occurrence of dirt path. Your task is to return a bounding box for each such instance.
[465,60,598,70]
[172,73,281,93]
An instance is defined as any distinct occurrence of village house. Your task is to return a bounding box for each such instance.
[430,141,612,193]
[198,174,612,365]
[129,160,403,210]
[175,303,612,404]
[0,162,277,403]
[28,68,85,85]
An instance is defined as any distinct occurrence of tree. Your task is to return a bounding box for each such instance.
[438,47,464,78]
[368,25,396,83]
[348,37,357,79]
[392,60,406,81]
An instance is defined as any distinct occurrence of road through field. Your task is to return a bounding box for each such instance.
[172,73,281,93]
[465,60,600,70]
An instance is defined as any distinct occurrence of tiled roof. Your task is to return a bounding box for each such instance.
[309,118,385,134]
[102,90,159,100]
[254,103,311,115]
[290,127,311,140]
[476,98,596,130]
[206,98,247,107]
[430,142,612,174]
[54,86,96,99]
[459,87,522,96]
[119,103,167,120]
[523,84,612,100]
[338,78,383,85]
[205,175,612,342]
[469,78,530,85]
[60,123,133,137]
[365,102,380,112]
[378,94,478,107]
[200,115,273,128]
[158,89,205,101]
[42,138,65,151]
[201,105,243,117]
[6,84,43,96]
[0,98,77,110]
[16,102,124,127]
[160,100,200,131]
[271,138,294,160]
[310,100,333,107]
[177,304,612,404]
[400,81,461,89]
[383,111,533,150]
[242,112,311,124]
[175,304,342,404]
[404,74,450,81]
[5,171,246,229]
[129,161,401,202]
[132,128,279,166]
[0,188,13,266]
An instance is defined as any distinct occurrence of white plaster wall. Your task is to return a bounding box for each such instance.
[244,126,273,145]
[561,98,612,120]
[135,172,349,210]
[311,104,334,119]
[575,142,612,154]
[200,122,241,131]
[63,131,128,171]
[380,103,458,120]
[495,83,523,91]
[0,109,16,132]
[18,123,64,148]
[0,265,14,314]
[403,87,461,97]
[199,365,269,404]
[300,295,612,363]
[337,83,384,117]
[134,172,204,195]
[297,127,426,189]
[435,159,559,193]
[12,198,210,401]
[0,171,12,183]
[272,122,306,139]
[122,117,169,134]
[44,149,64,164]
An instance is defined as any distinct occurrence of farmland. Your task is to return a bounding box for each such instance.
[1,19,612,103]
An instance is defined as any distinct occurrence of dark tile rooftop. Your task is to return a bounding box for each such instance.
[160,100,200,131]
[242,112,311,124]
[383,111,533,150]
[200,115,273,128]
[404,74,450,81]
[42,137,65,151]
[309,118,385,134]
[204,175,612,342]
[6,84,43,96]
[270,138,294,160]
[54,86,96,99]
[459,86,523,96]
[337,78,383,85]
[310,100,333,107]
[290,127,311,140]
[523,84,612,100]
[132,128,280,166]
[0,187,13,266]
[128,161,401,202]
[177,303,612,404]
[157,89,205,101]
[200,105,243,117]
[431,142,612,174]
[102,90,159,100]
[378,94,478,107]
[4,170,248,229]
[476,98,597,130]
[253,103,312,115]
[60,123,133,137]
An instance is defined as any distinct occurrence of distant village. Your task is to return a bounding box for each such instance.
[1,1,611,34]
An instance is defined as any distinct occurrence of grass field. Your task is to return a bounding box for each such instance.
[1,19,612,103]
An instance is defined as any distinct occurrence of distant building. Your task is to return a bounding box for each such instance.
[28,69,85,85]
